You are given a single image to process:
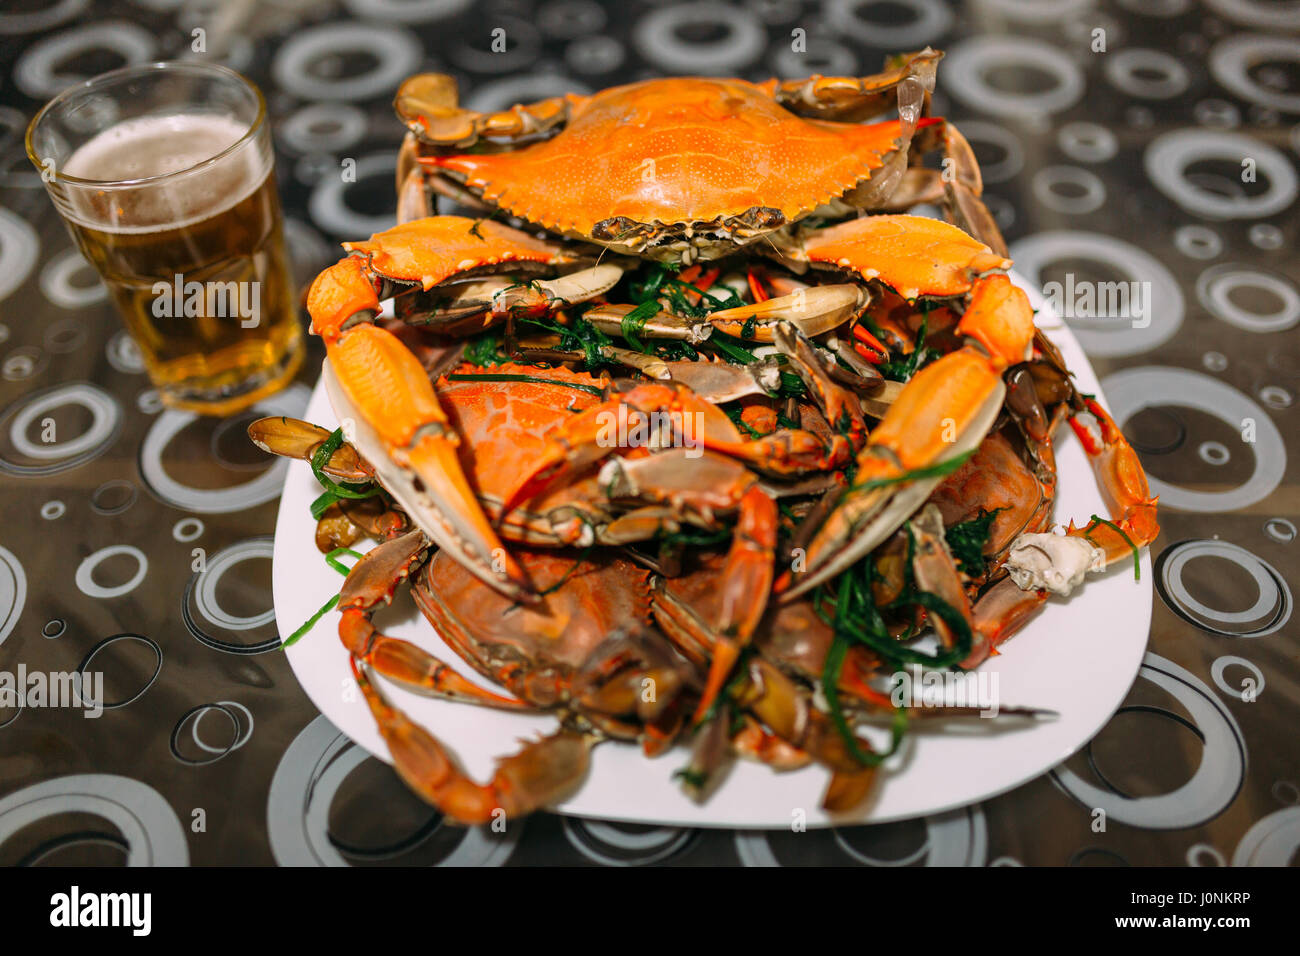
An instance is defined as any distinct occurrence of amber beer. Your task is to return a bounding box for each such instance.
[29,63,302,414]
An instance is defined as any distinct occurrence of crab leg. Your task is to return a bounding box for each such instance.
[780,258,1033,599]
[737,657,882,811]
[695,484,777,723]
[908,505,975,651]
[247,416,372,482]
[396,135,436,223]
[767,49,940,123]
[1064,399,1160,560]
[509,381,855,506]
[879,120,1008,256]
[337,531,531,710]
[396,73,586,150]
[545,447,779,721]
[771,321,870,448]
[732,714,813,770]
[957,397,1159,664]
[583,303,714,343]
[399,266,623,332]
[354,657,592,825]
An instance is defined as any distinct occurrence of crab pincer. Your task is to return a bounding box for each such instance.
[774,218,1028,599]
[306,217,628,604]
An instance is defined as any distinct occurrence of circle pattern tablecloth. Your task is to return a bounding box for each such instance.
[0,0,1296,866]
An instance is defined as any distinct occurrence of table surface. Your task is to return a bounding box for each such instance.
[0,0,1296,867]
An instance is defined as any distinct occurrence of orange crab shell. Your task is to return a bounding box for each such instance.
[435,362,606,508]
[428,78,919,236]
[341,216,577,290]
[416,547,654,673]
[802,214,1012,300]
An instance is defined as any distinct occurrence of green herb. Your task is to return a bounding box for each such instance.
[325,547,364,577]
[740,315,757,340]
[813,553,972,669]
[308,428,380,520]
[520,312,612,368]
[657,275,743,319]
[821,577,909,767]
[619,300,660,353]
[708,331,758,365]
[878,303,933,382]
[672,767,709,789]
[464,332,506,366]
[776,371,807,398]
[906,589,974,663]
[282,594,339,648]
[724,405,763,439]
[629,261,680,304]
[282,547,364,648]
[653,340,700,361]
[659,526,731,549]
[944,508,1004,577]
[1086,514,1140,580]
[310,491,339,521]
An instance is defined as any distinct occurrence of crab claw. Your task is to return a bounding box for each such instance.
[322,351,534,604]
[1065,397,1160,560]
[247,416,371,482]
[1001,396,1160,599]
[337,532,531,710]
[780,274,1033,600]
[792,214,1012,300]
[771,321,868,448]
[706,283,870,341]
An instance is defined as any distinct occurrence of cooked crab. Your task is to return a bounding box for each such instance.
[253,52,1160,823]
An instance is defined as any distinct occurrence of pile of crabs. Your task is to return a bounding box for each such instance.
[250,50,1159,823]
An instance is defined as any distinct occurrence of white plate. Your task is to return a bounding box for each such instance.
[272,274,1151,828]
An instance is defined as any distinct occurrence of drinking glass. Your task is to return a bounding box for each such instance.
[27,61,303,415]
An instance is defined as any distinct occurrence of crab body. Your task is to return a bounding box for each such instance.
[428,77,915,258]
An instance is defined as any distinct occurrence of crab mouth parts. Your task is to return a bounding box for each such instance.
[591,207,788,255]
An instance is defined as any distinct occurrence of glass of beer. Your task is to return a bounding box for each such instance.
[27,61,302,415]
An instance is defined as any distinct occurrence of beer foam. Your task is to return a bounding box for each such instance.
[61,114,269,233]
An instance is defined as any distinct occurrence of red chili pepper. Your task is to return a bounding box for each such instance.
[851,323,888,356]
[695,267,721,293]
[854,342,884,365]
[747,267,769,303]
